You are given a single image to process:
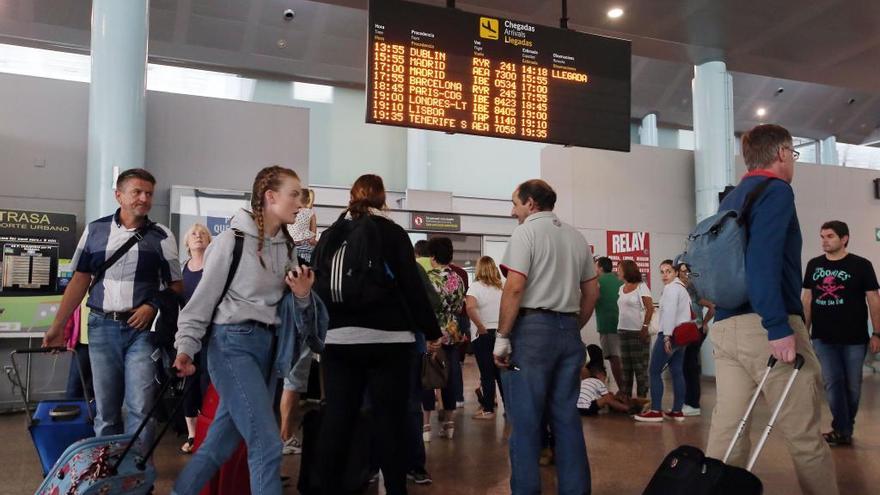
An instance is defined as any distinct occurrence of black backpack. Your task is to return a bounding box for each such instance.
[312,212,397,311]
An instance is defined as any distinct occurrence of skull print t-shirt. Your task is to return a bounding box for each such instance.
[803,254,879,344]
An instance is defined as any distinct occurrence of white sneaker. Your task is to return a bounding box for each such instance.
[282,436,302,455]
[456,401,465,409]
[681,405,701,417]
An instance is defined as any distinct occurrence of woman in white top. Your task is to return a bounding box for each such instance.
[289,188,317,263]
[465,256,504,419]
[634,259,690,423]
[616,259,653,401]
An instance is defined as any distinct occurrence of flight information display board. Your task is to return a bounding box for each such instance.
[366,0,631,151]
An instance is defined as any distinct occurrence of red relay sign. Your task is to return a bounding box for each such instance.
[606,230,651,288]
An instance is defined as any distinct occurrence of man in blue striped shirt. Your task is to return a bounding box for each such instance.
[44,169,182,449]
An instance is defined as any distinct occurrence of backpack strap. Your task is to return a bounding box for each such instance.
[88,222,154,293]
[212,228,245,320]
[737,178,776,227]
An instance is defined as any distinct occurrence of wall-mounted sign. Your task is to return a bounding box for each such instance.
[366,0,631,150]
[206,215,233,237]
[411,212,461,232]
[606,230,651,288]
[0,209,77,257]
[1,243,58,291]
[0,209,76,297]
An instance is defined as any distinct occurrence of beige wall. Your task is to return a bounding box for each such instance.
[0,72,310,231]
[542,143,696,291]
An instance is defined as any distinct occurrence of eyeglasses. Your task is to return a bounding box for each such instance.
[782,146,800,160]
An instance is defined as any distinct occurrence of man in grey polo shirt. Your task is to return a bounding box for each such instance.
[494,179,599,495]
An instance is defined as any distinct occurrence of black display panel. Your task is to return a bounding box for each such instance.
[366,0,631,151]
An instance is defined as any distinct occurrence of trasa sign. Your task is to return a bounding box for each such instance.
[0,211,51,224]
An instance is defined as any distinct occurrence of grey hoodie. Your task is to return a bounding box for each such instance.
[175,209,292,359]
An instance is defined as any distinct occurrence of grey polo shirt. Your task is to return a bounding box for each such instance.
[500,211,595,313]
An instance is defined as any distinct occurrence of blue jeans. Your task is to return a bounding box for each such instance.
[87,314,158,451]
[172,323,281,495]
[812,339,867,436]
[502,313,589,495]
[649,337,685,413]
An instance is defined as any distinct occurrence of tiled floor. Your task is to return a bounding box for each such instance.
[3,358,880,494]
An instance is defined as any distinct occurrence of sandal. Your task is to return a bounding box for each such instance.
[822,430,852,446]
[180,437,195,454]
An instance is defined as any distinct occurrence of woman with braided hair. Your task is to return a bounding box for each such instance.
[172,165,319,495]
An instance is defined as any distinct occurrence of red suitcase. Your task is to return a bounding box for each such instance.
[193,384,250,495]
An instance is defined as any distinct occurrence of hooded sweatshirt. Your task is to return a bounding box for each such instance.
[175,209,293,359]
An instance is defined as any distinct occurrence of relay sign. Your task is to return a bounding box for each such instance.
[366,0,631,151]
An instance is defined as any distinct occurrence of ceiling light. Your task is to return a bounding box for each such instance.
[756,107,767,117]
[607,8,624,19]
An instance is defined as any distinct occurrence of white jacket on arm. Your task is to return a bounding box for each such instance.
[659,279,692,337]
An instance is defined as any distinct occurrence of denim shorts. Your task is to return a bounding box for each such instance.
[283,346,314,392]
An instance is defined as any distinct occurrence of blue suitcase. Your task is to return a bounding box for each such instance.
[35,367,193,494]
[10,347,96,476]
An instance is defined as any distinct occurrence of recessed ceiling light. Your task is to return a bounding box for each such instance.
[756,107,767,117]
[607,7,624,19]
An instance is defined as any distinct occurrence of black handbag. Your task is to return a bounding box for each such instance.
[421,347,448,389]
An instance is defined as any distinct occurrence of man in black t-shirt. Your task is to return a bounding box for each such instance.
[802,220,880,446]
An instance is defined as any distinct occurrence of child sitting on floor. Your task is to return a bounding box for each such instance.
[579,345,642,416]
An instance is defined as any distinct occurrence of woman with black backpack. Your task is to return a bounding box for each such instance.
[311,174,442,495]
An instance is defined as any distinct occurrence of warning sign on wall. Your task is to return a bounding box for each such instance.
[606,230,651,288]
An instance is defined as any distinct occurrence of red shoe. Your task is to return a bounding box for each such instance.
[633,410,664,423]
[664,410,685,422]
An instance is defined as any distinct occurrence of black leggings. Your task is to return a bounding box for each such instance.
[318,343,412,495]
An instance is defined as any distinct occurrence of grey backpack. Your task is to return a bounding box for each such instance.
[676,179,774,308]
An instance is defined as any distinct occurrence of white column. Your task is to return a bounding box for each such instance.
[406,129,429,190]
[820,136,839,165]
[639,112,659,146]
[85,0,149,220]
[692,60,735,377]
[692,60,735,224]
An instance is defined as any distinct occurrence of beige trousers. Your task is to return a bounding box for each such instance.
[706,314,839,495]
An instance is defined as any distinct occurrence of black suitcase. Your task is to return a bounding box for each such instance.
[643,354,806,495]
[297,405,373,494]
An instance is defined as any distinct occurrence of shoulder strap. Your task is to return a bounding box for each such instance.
[88,223,153,292]
[216,228,245,312]
[738,178,775,226]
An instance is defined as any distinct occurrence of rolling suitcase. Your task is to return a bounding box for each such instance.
[642,354,806,495]
[34,367,194,494]
[193,384,251,495]
[10,347,96,476]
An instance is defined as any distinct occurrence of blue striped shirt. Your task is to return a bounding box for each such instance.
[71,210,181,313]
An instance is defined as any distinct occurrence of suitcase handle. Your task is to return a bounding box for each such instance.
[9,347,95,427]
[13,346,69,354]
[112,367,194,473]
[722,353,805,469]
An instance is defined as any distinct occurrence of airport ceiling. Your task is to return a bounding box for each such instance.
[1,0,879,143]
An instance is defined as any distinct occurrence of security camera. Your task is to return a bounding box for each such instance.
[283,9,295,21]
[775,87,784,95]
